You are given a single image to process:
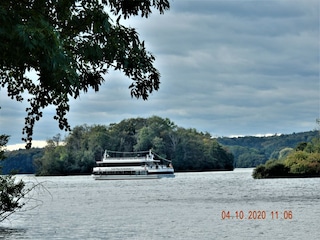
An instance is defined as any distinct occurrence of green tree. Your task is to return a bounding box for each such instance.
[37,127,97,175]
[0,173,26,222]
[134,126,153,151]
[278,147,293,160]
[134,116,174,155]
[252,160,289,179]
[171,128,233,171]
[295,142,307,151]
[0,0,170,148]
[35,138,67,175]
[285,151,320,175]
[0,135,10,161]
[0,135,32,222]
[86,125,110,161]
[304,137,320,153]
[207,140,234,170]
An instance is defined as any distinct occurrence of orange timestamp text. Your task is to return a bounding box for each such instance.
[221,210,293,220]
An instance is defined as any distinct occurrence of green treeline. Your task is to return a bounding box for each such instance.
[29,116,234,175]
[4,116,317,177]
[1,148,42,174]
[217,131,318,167]
[252,137,320,178]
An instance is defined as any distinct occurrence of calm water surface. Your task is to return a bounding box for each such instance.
[1,168,319,239]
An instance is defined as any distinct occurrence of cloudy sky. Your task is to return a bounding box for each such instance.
[1,0,319,148]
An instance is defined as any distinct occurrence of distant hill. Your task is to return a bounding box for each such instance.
[1,148,44,174]
[217,131,319,167]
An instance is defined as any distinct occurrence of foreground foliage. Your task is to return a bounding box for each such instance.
[252,137,320,179]
[1,135,35,222]
[0,0,169,148]
[0,174,25,222]
[35,116,234,175]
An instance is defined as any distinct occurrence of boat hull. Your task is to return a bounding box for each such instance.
[92,173,174,180]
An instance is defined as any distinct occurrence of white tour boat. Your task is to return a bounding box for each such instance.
[92,150,175,180]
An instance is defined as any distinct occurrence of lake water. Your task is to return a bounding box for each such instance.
[1,168,319,239]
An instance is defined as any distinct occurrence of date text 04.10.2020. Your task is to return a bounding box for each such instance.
[221,210,293,220]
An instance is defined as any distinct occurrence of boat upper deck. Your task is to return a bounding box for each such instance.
[96,157,160,165]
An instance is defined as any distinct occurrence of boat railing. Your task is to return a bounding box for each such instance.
[100,150,172,165]
[104,156,148,160]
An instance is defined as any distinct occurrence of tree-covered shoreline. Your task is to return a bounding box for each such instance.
[2,117,318,177]
[252,137,320,179]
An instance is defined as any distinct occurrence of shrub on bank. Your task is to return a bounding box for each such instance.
[252,160,290,179]
[252,142,320,179]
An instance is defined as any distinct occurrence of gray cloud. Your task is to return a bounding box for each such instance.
[1,0,318,145]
